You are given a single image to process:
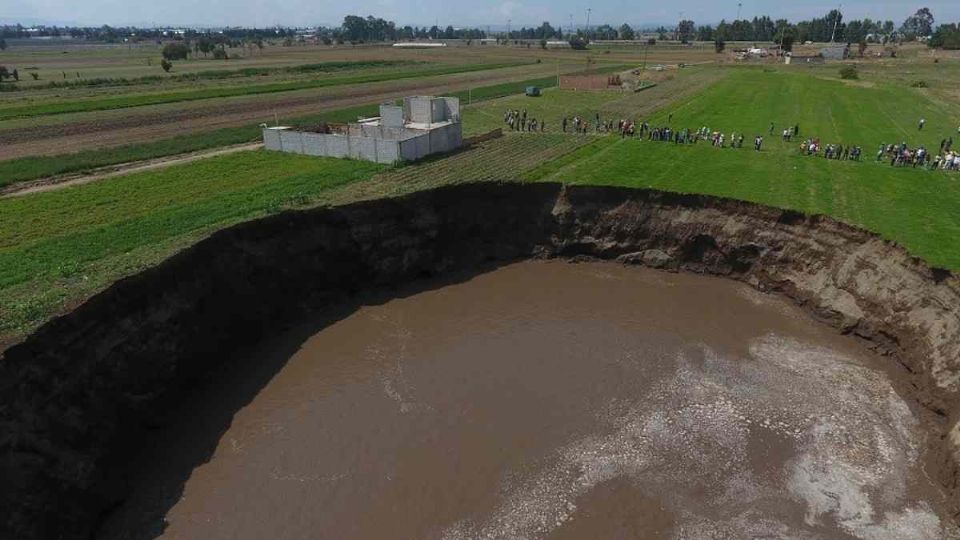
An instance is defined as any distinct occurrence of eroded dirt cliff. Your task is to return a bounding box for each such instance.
[2,183,959,538]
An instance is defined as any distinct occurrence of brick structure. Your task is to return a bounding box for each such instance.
[559,74,622,91]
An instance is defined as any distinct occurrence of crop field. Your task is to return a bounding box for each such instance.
[0,61,527,120]
[0,74,564,187]
[0,151,382,339]
[2,40,960,346]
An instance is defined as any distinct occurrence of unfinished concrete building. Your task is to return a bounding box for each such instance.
[263,96,462,164]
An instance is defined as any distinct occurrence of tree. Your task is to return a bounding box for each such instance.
[0,66,9,80]
[12,69,18,81]
[569,35,589,50]
[825,9,844,41]
[929,23,960,49]
[160,58,172,72]
[781,34,795,52]
[900,7,935,38]
[161,42,190,60]
[677,20,695,42]
[618,23,635,41]
[342,15,369,42]
[697,25,714,41]
[0,39,6,50]
[714,38,725,53]
[213,48,228,60]
[197,37,216,57]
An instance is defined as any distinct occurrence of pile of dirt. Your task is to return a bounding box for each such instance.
[2,183,959,539]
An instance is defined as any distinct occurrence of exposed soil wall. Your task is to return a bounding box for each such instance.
[2,182,959,539]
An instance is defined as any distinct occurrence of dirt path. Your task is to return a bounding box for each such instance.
[0,66,557,160]
[1,143,263,198]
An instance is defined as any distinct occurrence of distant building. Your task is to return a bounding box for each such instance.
[821,45,850,60]
[560,73,623,90]
[263,96,462,164]
[392,42,447,48]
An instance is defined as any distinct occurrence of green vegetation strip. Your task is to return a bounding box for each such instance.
[0,75,563,187]
[0,62,526,120]
[2,60,423,92]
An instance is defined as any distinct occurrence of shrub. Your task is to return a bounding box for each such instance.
[161,42,190,61]
[714,39,725,53]
[839,65,859,80]
[160,59,173,72]
[569,36,589,50]
[212,48,228,60]
[910,80,928,88]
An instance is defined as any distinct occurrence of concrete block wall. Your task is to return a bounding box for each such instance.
[380,104,404,128]
[264,114,460,164]
[442,97,460,120]
[263,128,290,151]
[405,96,434,124]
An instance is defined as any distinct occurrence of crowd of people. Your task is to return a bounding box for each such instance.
[501,107,959,174]
[503,109,545,133]
[877,139,960,171]
[800,139,863,161]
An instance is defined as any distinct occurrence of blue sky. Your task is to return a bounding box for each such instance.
[4,0,958,29]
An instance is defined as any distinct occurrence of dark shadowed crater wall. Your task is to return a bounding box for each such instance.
[2,183,959,539]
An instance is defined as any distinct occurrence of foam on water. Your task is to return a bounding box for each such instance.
[443,335,956,539]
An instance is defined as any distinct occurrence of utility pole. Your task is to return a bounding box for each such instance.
[586,8,592,35]
[569,14,574,37]
[830,4,842,43]
[736,2,742,21]
[507,18,512,39]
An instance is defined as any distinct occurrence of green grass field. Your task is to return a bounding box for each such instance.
[0,151,383,337]
[524,69,960,268]
[4,63,960,345]
[648,69,960,150]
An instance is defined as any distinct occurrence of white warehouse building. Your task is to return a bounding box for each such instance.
[263,96,462,164]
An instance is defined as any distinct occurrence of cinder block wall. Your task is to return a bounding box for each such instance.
[407,97,434,123]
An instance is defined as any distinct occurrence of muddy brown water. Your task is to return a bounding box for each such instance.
[101,261,959,539]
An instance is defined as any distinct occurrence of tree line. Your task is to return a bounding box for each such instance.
[0,24,295,42]
[2,6,957,50]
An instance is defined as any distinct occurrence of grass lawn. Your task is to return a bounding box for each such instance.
[647,68,960,152]
[530,138,960,269]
